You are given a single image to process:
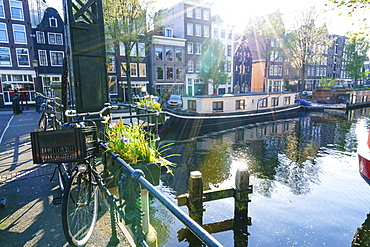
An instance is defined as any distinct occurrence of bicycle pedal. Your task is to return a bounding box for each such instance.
[0,198,6,207]
[52,196,63,204]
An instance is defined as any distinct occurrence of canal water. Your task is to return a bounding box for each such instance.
[154,107,370,246]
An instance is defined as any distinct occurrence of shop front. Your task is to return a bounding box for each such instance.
[1,71,37,106]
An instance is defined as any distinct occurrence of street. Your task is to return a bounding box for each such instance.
[0,108,128,246]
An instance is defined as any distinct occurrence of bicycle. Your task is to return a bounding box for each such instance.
[37,95,64,131]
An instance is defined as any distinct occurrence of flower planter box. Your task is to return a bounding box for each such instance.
[105,154,161,187]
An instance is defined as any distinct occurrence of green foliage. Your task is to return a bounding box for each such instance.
[105,119,178,172]
[343,35,370,84]
[103,0,159,103]
[136,95,162,111]
[199,39,228,94]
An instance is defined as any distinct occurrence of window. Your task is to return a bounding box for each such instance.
[139,63,146,77]
[213,101,223,112]
[155,47,163,60]
[227,60,231,72]
[236,100,245,110]
[138,43,145,57]
[227,45,231,56]
[107,55,115,72]
[271,97,279,106]
[175,49,182,61]
[259,98,268,108]
[203,9,210,21]
[50,51,63,66]
[213,28,219,38]
[156,67,164,80]
[16,48,29,66]
[0,22,7,42]
[278,65,282,76]
[204,25,209,37]
[48,33,63,45]
[195,9,201,19]
[10,0,23,20]
[196,60,200,72]
[121,63,127,76]
[187,42,193,54]
[195,24,201,36]
[187,23,193,36]
[108,75,118,95]
[166,48,173,61]
[187,7,193,18]
[228,30,232,39]
[166,67,173,80]
[130,63,137,77]
[13,24,26,43]
[0,47,11,65]
[38,50,48,66]
[188,100,196,111]
[165,28,172,37]
[188,60,194,72]
[0,0,4,18]
[176,67,183,80]
[283,97,291,105]
[221,29,225,39]
[36,31,45,43]
[195,43,201,54]
[49,17,57,27]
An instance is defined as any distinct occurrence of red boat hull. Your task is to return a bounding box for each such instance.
[358,153,370,185]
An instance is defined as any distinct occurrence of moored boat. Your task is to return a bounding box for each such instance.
[163,92,300,130]
[358,130,370,186]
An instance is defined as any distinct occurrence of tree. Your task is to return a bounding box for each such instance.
[199,39,228,94]
[285,7,335,92]
[343,35,370,85]
[244,10,286,92]
[329,0,370,36]
[103,0,157,104]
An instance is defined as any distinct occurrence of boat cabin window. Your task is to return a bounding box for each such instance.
[188,100,196,111]
[259,98,268,108]
[283,96,291,105]
[213,101,223,112]
[236,99,245,110]
[271,97,279,106]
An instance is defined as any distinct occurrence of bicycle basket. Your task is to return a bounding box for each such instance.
[30,127,98,164]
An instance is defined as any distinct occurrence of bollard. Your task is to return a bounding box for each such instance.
[234,167,251,216]
[187,171,204,225]
[234,167,252,246]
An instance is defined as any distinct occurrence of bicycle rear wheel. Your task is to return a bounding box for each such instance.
[62,166,98,246]
[38,113,47,131]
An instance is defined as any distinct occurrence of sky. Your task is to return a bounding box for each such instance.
[43,0,369,36]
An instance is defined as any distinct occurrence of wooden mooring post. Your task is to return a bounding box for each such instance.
[177,168,252,245]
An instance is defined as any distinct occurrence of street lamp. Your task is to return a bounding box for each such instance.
[32,59,40,93]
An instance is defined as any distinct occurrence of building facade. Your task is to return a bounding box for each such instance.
[0,0,36,106]
[32,7,65,98]
[162,0,212,96]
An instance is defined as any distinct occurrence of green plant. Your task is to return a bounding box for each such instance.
[136,95,161,111]
[104,118,177,173]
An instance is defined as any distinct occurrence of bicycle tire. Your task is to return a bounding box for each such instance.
[62,167,98,246]
[38,113,47,131]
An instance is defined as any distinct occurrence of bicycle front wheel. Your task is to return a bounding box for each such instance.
[62,167,98,246]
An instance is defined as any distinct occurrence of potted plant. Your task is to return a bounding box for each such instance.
[104,119,176,186]
[136,95,166,124]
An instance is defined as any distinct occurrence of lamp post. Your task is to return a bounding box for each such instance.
[32,59,40,93]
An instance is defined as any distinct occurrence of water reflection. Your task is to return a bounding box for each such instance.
[157,107,370,246]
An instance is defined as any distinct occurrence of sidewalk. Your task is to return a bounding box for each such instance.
[0,110,128,246]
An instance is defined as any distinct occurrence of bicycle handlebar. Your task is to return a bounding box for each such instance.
[65,103,119,119]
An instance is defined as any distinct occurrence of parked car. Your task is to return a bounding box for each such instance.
[167,94,182,108]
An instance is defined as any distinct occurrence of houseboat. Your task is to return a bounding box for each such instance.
[313,88,370,109]
[163,92,300,131]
